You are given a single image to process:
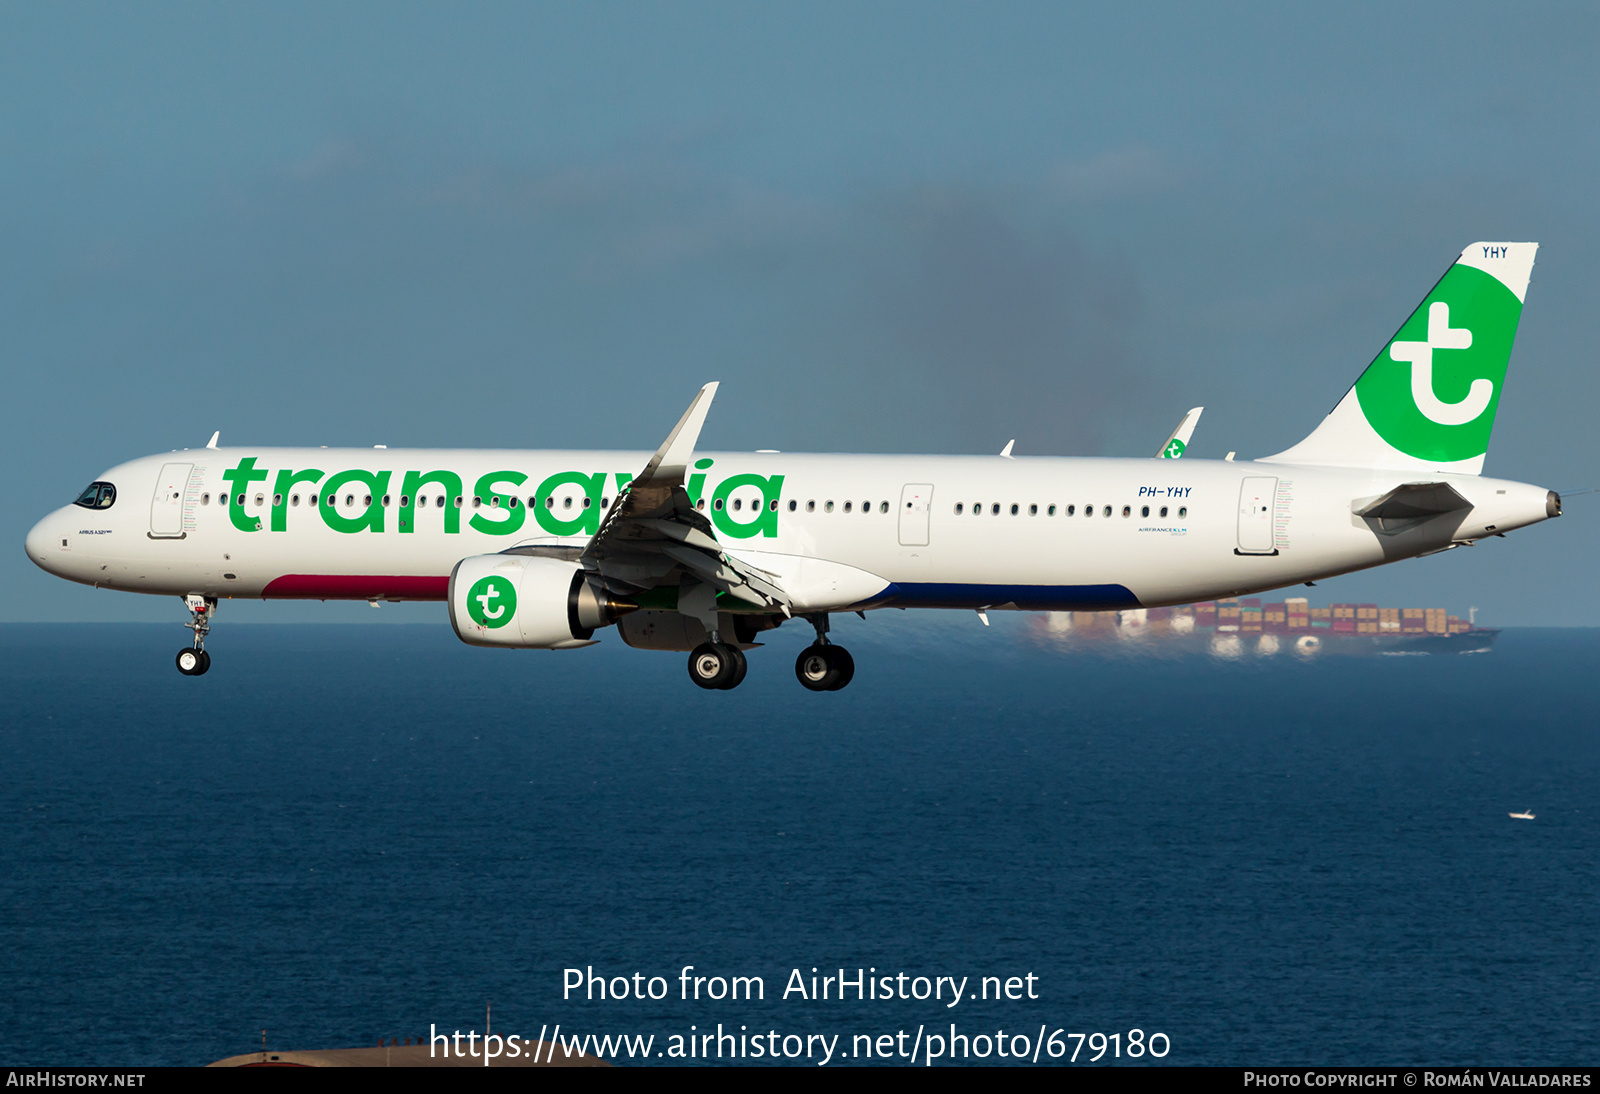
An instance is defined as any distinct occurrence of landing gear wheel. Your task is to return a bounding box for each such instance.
[796,644,853,691]
[825,646,854,690]
[688,642,740,690]
[718,645,748,690]
[176,648,210,676]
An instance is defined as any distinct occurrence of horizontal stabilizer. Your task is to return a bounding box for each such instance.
[1353,482,1471,534]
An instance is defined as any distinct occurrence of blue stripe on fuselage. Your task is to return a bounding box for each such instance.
[880,583,1140,611]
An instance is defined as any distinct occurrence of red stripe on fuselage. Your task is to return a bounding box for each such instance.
[261,574,449,600]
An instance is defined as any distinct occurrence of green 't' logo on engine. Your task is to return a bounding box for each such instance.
[467,574,516,628]
[1354,263,1522,463]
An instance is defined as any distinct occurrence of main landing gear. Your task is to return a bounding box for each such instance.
[687,641,747,690]
[683,613,856,692]
[795,613,854,692]
[176,594,215,676]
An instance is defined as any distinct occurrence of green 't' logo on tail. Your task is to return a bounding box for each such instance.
[1354,263,1523,463]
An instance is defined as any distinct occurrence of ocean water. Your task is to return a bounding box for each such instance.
[0,618,1596,1067]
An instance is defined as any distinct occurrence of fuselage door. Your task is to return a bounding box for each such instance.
[150,462,193,538]
[1236,476,1277,554]
[898,483,933,546]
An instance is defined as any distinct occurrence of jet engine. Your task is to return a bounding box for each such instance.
[447,554,635,649]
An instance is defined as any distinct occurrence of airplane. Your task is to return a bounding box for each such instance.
[25,242,1559,691]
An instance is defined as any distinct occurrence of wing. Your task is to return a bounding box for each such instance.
[579,383,792,613]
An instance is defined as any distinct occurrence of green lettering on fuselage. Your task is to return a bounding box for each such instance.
[221,457,269,532]
[399,470,464,533]
[533,471,606,537]
[319,469,392,533]
[228,460,787,539]
[271,468,324,532]
[710,473,784,539]
[469,471,530,535]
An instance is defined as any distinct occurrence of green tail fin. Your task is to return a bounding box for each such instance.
[1263,242,1536,474]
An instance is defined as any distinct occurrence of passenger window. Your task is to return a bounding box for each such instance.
[400,495,409,507]
[991,503,1000,515]
[490,496,500,508]
[363,494,372,507]
[562,497,573,509]
[273,493,283,507]
[734,498,743,511]
[201,493,210,506]
[843,501,852,512]
[1141,505,1149,517]
[601,497,610,508]
[1029,504,1037,516]
[1066,505,1074,516]
[383,494,392,507]
[472,496,482,508]
[825,500,834,512]
[507,496,516,508]
[583,497,592,509]
[715,498,725,511]
[1179,506,1188,518]
[1048,504,1056,516]
[309,494,318,506]
[1086,505,1093,518]
[955,503,964,515]
[1104,505,1113,517]
[789,500,798,512]
[255,493,265,507]
[696,499,706,511]
[1010,503,1019,515]
[545,497,554,509]
[862,501,870,513]
[773,500,782,512]
[454,496,463,508]
[1160,506,1168,517]
[806,500,815,512]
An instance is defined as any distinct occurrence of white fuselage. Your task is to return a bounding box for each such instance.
[25,447,1555,615]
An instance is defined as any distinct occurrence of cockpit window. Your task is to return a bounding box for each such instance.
[73,482,116,510]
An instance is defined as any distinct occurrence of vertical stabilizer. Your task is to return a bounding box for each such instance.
[1260,242,1536,475]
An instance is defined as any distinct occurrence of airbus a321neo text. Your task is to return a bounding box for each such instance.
[26,242,1560,690]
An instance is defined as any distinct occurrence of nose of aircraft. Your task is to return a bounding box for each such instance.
[24,510,67,576]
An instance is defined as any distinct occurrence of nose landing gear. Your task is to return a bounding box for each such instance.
[795,613,854,691]
[177,594,216,676]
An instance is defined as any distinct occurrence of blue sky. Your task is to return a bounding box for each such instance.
[5,2,1598,623]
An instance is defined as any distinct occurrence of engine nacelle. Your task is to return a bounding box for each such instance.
[448,554,633,649]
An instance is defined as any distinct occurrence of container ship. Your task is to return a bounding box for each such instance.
[1028,598,1498,657]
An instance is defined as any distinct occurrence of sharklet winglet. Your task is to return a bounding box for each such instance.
[636,382,718,488]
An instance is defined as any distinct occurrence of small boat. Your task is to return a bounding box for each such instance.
[1509,810,1535,820]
